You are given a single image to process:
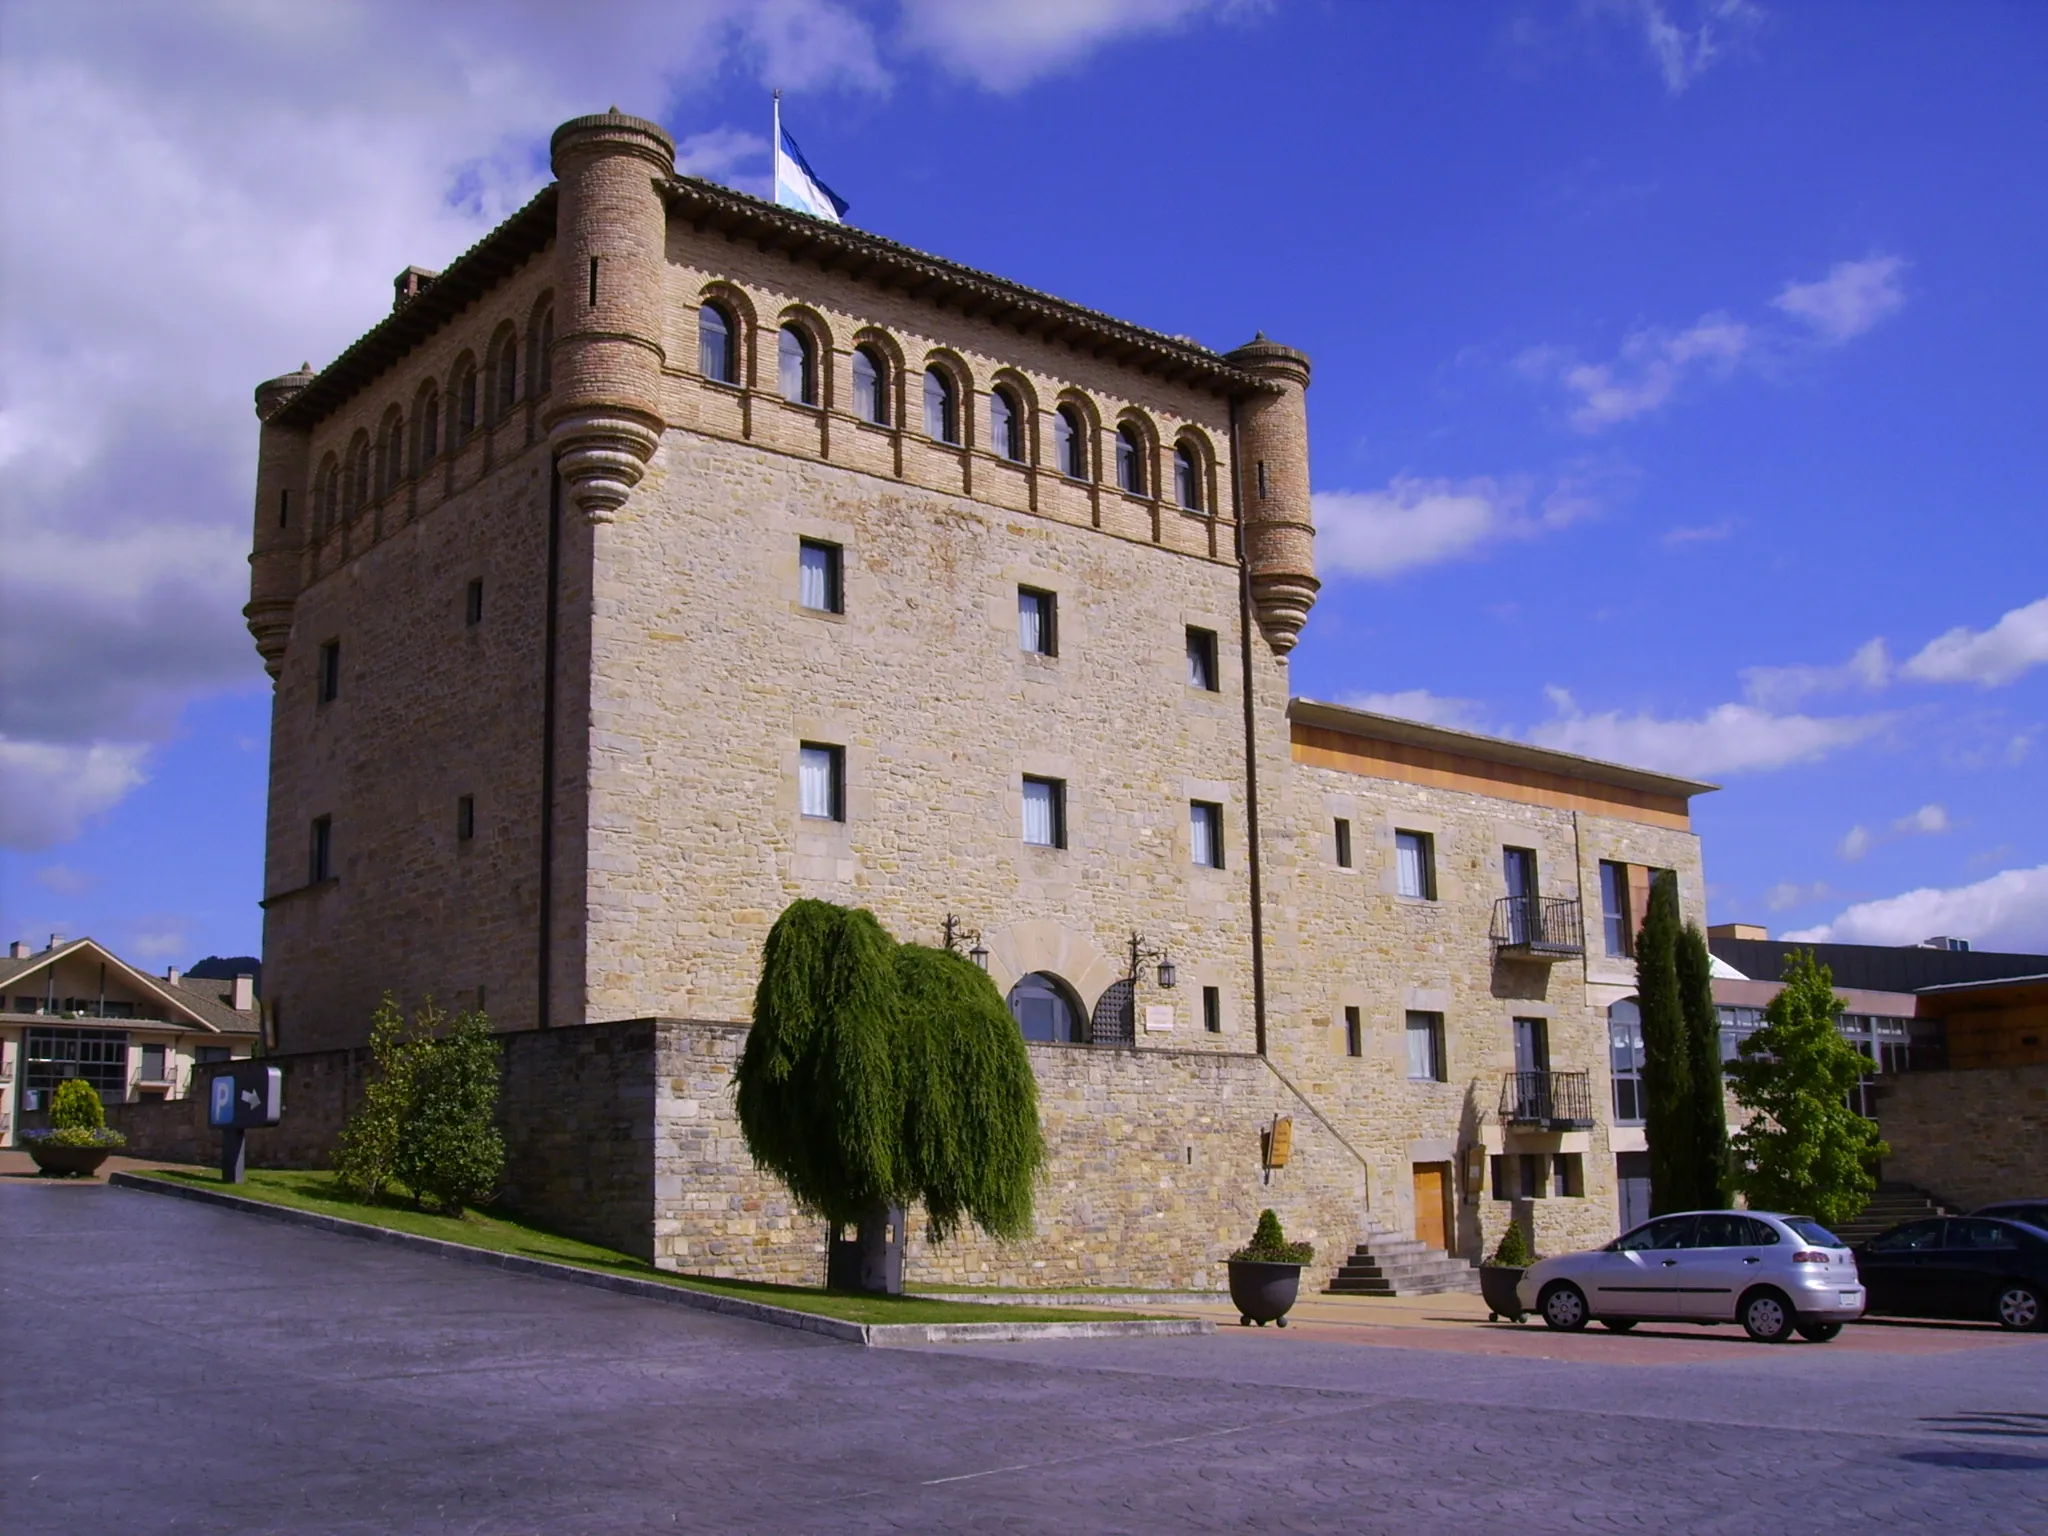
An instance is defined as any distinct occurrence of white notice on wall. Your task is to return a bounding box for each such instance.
[1145,1005,1175,1032]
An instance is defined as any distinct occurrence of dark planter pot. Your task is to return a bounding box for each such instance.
[27,1142,114,1178]
[1227,1259,1302,1327]
[1479,1264,1526,1322]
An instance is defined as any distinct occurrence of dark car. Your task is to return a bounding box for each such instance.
[1855,1216,2048,1330]
[1973,1199,2048,1232]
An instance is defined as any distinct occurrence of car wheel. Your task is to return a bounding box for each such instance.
[1740,1288,1796,1343]
[1539,1281,1589,1332]
[1599,1318,1637,1332]
[1795,1320,1843,1343]
[1994,1283,2042,1331]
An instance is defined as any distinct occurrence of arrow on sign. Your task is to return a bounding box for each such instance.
[239,1088,260,1109]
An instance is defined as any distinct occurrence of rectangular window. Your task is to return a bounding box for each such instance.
[1600,861,1632,957]
[139,1043,166,1082]
[317,640,340,703]
[1344,1005,1363,1058]
[196,1045,231,1065]
[1610,1004,1645,1123]
[23,1027,130,1102]
[1185,626,1218,690]
[1394,830,1435,900]
[1405,1010,1445,1081]
[799,743,844,821]
[465,578,484,627]
[309,815,333,883]
[1203,986,1222,1035]
[1190,800,1224,869]
[1551,1153,1584,1198]
[1334,817,1352,868]
[1021,775,1066,848]
[1519,1153,1542,1199]
[456,794,475,842]
[799,539,843,614]
[1018,587,1056,656]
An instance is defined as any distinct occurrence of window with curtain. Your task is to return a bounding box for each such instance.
[778,325,815,405]
[1190,801,1223,868]
[1017,588,1056,655]
[1054,405,1086,478]
[1022,776,1065,848]
[924,367,958,443]
[1405,1011,1446,1081]
[990,386,1023,461]
[699,304,736,383]
[1395,830,1435,899]
[799,743,843,821]
[1174,443,1201,509]
[1115,425,1144,494]
[1186,627,1218,690]
[799,540,842,614]
[851,346,887,424]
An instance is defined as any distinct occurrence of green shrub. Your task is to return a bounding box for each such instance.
[336,994,418,1202]
[1232,1208,1314,1264]
[392,1006,504,1217]
[49,1078,106,1132]
[1489,1222,1532,1268]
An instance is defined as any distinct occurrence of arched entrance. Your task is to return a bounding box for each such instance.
[1090,979,1135,1048]
[1006,972,1084,1044]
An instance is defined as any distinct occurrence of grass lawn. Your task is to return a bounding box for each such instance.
[132,1168,1161,1327]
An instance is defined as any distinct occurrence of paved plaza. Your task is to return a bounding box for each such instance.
[3,1179,2045,1534]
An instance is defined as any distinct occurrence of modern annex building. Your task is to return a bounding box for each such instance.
[240,111,1712,1288]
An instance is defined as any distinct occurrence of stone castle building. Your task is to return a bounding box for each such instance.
[244,110,1711,1287]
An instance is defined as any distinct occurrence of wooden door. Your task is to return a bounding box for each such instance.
[1413,1163,1449,1251]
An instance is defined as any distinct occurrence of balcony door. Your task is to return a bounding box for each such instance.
[1513,1016,1550,1075]
[1503,847,1537,945]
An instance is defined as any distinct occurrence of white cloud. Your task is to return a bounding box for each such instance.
[1314,472,1595,580]
[897,0,1240,91]
[1528,686,1888,777]
[1662,520,1734,547]
[1524,312,1750,431]
[1766,879,1831,913]
[129,929,191,963]
[1595,0,1765,95]
[1339,690,1490,732]
[1894,803,1949,837]
[1740,637,1890,710]
[1838,826,1872,862]
[1902,596,2048,689]
[1772,255,1907,344]
[33,864,97,897]
[1783,864,2048,952]
[0,740,149,851]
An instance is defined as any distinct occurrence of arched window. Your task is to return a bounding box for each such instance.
[990,386,1023,462]
[531,304,555,394]
[851,345,888,425]
[317,457,339,536]
[699,303,736,384]
[778,324,815,406]
[1174,442,1202,510]
[1054,405,1087,479]
[1115,424,1145,495]
[923,366,958,444]
[492,333,517,419]
[380,410,404,494]
[456,365,478,443]
[417,386,440,469]
[1006,972,1083,1044]
[348,435,370,512]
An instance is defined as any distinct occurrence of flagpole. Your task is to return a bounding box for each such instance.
[772,90,781,203]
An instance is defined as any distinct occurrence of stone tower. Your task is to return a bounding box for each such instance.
[244,364,317,678]
[545,109,675,523]
[1225,336,1317,653]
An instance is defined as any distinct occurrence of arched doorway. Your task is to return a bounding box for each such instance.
[1007,972,1083,1044]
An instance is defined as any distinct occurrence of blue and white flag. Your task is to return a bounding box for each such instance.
[773,95,848,224]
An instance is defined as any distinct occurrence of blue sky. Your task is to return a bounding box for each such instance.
[2,0,2044,968]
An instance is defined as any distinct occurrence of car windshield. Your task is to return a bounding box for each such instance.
[1784,1218,1844,1247]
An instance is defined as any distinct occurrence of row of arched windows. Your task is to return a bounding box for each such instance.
[698,299,1214,513]
[310,297,555,536]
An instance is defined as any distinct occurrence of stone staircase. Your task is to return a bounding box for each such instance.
[1326,1226,1482,1297]
[1831,1181,1950,1247]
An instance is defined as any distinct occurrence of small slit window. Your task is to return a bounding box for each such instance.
[309,815,333,884]
[778,325,816,406]
[456,795,475,842]
[1204,987,1223,1034]
[465,578,484,627]
[1335,818,1353,869]
[924,367,959,444]
[700,304,737,384]
[990,386,1023,462]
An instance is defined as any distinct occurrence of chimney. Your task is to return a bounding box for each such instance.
[232,974,256,1013]
[8,941,26,960]
[166,966,182,987]
[392,265,439,311]
[47,933,65,951]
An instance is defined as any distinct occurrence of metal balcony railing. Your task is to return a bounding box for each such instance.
[1499,1069,1596,1129]
[1491,896,1585,959]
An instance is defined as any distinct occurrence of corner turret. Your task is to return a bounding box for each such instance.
[1226,336,1317,653]
[244,363,316,678]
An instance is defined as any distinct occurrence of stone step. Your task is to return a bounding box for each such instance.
[1325,1237,1483,1297]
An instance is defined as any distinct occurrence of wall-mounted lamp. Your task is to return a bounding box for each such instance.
[1127,931,1176,991]
[941,913,989,970]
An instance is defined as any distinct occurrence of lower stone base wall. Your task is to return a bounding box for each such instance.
[649,1024,1372,1292]
[102,1049,364,1168]
[1875,1064,2048,1211]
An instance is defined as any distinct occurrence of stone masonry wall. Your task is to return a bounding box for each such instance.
[1872,1063,2048,1212]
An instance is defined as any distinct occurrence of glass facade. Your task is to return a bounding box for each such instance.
[24,1027,130,1103]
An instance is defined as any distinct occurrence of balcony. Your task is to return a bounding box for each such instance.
[1499,1069,1596,1130]
[1491,896,1584,961]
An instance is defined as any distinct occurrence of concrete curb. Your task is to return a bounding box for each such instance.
[108,1173,1212,1347]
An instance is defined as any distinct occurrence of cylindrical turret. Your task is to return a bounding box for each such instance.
[545,108,674,522]
[245,364,316,679]
[1226,336,1317,654]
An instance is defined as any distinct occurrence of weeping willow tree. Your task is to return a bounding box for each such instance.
[734,902,1043,1281]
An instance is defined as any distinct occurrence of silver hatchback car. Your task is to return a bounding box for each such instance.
[1517,1210,1866,1342]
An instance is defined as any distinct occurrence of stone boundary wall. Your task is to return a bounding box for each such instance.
[1875,1063,2048,1211]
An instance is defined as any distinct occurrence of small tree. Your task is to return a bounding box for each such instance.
[1677,921,1730,1208]
[1635,870,1694,1215]
[1727,952,1888,1228]
[336,994,417,1202]
[49,1078,107,1132]
[394,1006,505,1216]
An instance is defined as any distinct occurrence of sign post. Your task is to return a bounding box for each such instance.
[207,1064,282,1184]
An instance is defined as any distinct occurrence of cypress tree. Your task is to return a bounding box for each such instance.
[1635,870,1694,1215]
[1677,921,1729,1208]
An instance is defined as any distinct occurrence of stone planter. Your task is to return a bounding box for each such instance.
[26,1142,114,1178]
[1226,1259,1303,1327]
[1479,1264,1526,1322]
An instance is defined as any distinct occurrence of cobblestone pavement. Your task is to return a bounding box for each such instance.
[5,1183,2045,1535]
